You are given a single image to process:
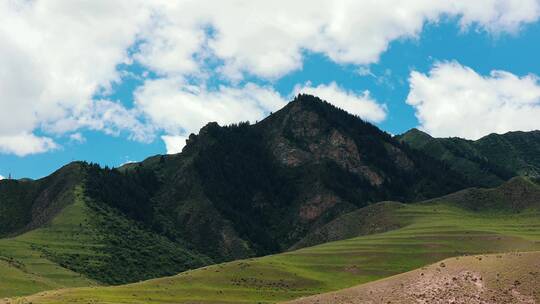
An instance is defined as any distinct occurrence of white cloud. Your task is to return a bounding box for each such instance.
[0,0,154,154]
[294,82,387,122]
[161,135,188,154]
[134,4,205,77]
[135,0,540,79]
[0,175,4,180]
[135,79,287,137]
[0,133,58,156]
[407,61,540,139]
[1,0,539,155]
[41,99,155,143]
[76,100,155,143]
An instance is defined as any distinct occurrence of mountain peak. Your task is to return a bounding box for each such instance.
[290,94,351,117]
[261,94,379,134]
[292,93,325,105]
[396,128,433,147]
[401,128,432,139]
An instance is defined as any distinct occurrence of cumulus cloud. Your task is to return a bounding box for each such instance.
[1,0,539,155]
[0,133,58,156]
[0,0,153,154]
[75,100,154,143]
[407,61,540,139]
[135,80,287,147]
[134,0,540,79]
[40,99,155,143]
[294,82,387,122]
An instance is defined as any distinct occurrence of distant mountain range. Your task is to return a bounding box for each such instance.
[1,94,539,291]
[397,128,540,187]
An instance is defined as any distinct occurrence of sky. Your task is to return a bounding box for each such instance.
[1,0,540,179]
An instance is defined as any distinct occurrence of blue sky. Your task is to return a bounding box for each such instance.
[1,1,540,179]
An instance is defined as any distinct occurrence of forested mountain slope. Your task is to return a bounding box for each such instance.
[92,94,470,262]
[398,128,540,187]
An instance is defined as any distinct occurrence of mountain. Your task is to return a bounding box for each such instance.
[3,94,540,300]
[397,128,540,187]
[84,94,470,261]
[0,95,470,293]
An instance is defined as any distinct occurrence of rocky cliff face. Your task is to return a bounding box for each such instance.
[260,96,420,187]
[268,103,384,186]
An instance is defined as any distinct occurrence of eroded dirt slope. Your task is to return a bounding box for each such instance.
[287,251,540,304]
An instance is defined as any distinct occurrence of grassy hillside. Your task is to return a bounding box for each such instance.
[0,186,210,298]
[290,201,406,250]
[0,188,98,298]
[9,193,540,303]
[289,251,540,304]
[294,177,540,249]
[0,163,84,236]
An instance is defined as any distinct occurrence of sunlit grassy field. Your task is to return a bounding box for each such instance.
[7,201,540,304]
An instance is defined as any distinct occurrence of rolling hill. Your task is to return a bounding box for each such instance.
[6,177,540,304]
[292,176,540,249]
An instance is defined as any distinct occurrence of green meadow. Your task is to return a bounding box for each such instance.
[7,201,540,304]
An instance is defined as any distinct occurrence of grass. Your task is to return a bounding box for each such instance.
[9,201,540,304]
[0,189,99,298]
